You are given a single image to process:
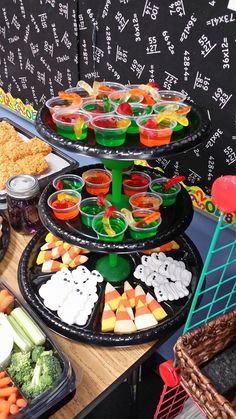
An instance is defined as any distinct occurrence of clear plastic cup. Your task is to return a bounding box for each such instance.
[65,86,93,100]
[116,103,153,134]
[129,192,162,211]
[108,91,143,106]
[156,90,186,103]
[128,209,162,239]
[46,96,74,116]
[92,211,128,242]
[48,189,81,220]
[80,197,112,227]
[137,116,176,147]
[92,115,131,147]
[153,101,191,131]
[96,81,126,99]
[82,169,112,195]
[53,174,84,192]
[123,171,151,196]
[52,109,91,141]
[150,177,181,206]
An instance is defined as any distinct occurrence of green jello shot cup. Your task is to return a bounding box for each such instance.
[92,211,128,242]
[116,103,153,134]
[128,209,162,240]
[150,177,181,206]
[79,197,112,227]
[153,101,191,132]
[52,109,91,141]
[53,174,84,192]
[91,115,131,147]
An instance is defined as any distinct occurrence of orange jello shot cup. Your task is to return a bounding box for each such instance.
[129,192,163,211]
[82,169,112,195]
[48,189,81,220]
[137,116,176,147]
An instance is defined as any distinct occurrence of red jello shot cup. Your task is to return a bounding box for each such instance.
[48,189,81,220]
[137,116,176,147]
[82,169,112,195]
[123,171,151,197]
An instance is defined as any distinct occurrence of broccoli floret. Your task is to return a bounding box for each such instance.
[31,346,45,363]
[7,351,33,386]
[21,352,62,400]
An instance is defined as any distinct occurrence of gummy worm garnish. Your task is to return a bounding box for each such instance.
[77,80,94,96]
[74,118,85,139]
[58,91,82,105]
[103,96,110,113]
[102,206,118,236]
[116,119,130,129]
[154,111,189,126]
[164,176,186,190]
[97,193,106,207]
[139,84,161,102]
[135,211,160,228]
[121,208,136,227]
[128,88,155,106]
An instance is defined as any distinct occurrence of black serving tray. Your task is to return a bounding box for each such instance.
[0,117,78,206]
[35,102,211,161]
[18,228,202,346]
[0,280,76,418]
[0,211,10,262]
[38,164,193,253]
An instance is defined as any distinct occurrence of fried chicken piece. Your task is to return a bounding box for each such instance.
[17,154,49,175]
[0,161,22,189]
[0,121,20,145]
[2,141,31,161]
[28,137,52,156]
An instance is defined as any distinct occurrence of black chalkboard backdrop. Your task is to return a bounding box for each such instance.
[0,0,235,194]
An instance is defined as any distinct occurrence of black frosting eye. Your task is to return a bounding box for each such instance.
[74,281,78,285]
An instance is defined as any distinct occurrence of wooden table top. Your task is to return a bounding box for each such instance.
[0,228,160,418]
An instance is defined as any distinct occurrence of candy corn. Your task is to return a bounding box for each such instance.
[62,247,81,264]
[143,241,180,255]
[135,300,157,330]
[105,283,121,311]
[101,303,116,332]
[80,248,90,255]
[69,255,88,268]
[114,304,136,334]
[45,232,60,243]
[146,293,167,321]
[40,240,63,250]
[42,260,67,273]
[120,292,134,320]
[135,285,146,306]
[36,251,54,265]
[124,281,135,308]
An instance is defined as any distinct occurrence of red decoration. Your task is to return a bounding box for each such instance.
[159,360,180,387]
[117,102,133,116]
[212,175,236,213]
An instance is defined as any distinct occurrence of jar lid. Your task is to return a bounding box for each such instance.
[6,175,40,199]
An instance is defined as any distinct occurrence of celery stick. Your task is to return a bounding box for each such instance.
[10,307,46,346]
[0,313,32,353]
[8,315,33,350]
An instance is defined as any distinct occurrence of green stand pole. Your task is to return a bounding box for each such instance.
[95,253,131,283]
[102,159,133,210]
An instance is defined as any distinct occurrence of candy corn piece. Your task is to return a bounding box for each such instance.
[143,241,180,255]
[37,250,54,265]
[101,303,116,332]
[69,255,88,268]
[51,243,71,258]
[114,305,136,334]
[124,281,135,308]
[105,283,121,311]
[80,248,90,254]
[45,232,60,243]
[135,300,157,330]
[42,260,67,273]
[62,246,81,264]
[135,285,146,306]
[146,293,167,321]
[40,240,63,250]
[120,292,134,320]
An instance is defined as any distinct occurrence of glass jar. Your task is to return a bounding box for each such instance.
[6,175,42,234]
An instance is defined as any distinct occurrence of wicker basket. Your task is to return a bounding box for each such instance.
[175,309,236,419]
